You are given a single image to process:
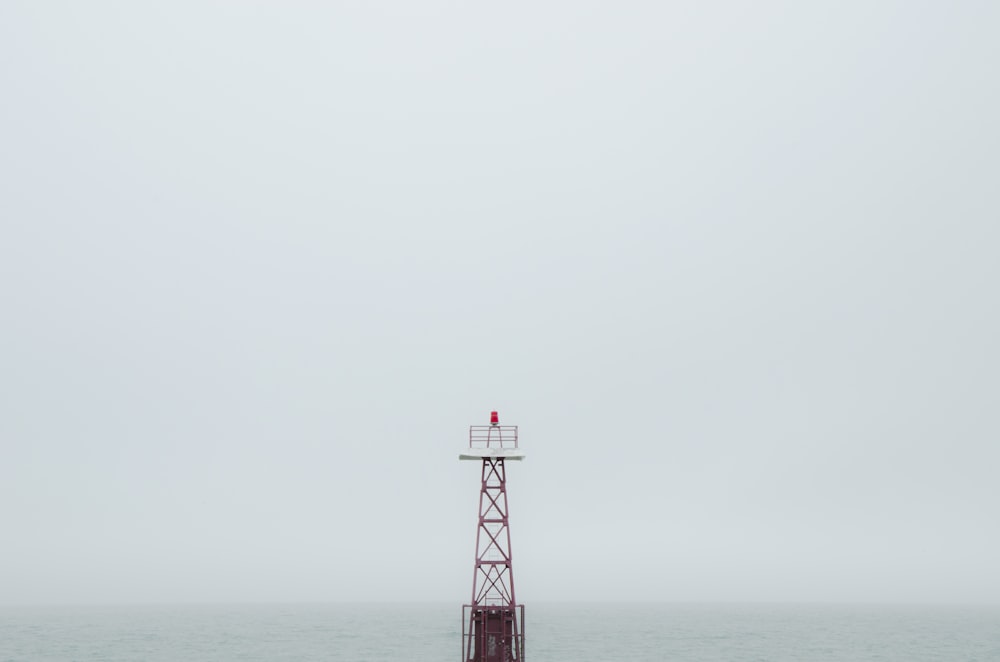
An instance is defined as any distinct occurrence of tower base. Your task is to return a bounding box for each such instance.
[462,604,524,662]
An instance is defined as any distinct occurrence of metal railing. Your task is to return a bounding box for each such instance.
[469,425,519,450]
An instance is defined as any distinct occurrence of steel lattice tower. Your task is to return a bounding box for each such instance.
[460,411,525,662]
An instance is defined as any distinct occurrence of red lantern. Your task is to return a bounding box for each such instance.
[490,411,499,426]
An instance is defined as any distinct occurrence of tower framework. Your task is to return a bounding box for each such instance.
[460,414,525,662]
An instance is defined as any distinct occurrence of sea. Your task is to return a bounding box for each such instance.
[1,602,998,661]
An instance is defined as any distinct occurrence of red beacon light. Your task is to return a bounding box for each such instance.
[490,411,499,426]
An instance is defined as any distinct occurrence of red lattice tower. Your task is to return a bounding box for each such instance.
[460,411,525,662]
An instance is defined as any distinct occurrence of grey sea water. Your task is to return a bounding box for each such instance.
[1,602,998,662]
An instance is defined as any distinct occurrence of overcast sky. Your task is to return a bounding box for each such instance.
[1,1,998,606]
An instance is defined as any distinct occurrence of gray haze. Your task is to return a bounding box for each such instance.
[1,2,998,606]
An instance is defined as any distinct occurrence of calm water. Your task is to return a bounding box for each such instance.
[1,603,998,661]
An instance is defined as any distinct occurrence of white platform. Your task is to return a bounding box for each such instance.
[459,448,526,461]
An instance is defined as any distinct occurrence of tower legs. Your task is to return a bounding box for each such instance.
[463,458,524,661]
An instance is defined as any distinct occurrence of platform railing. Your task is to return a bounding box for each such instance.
[469,425,519,450]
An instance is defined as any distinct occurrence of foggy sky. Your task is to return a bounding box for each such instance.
[1,1,998,605]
